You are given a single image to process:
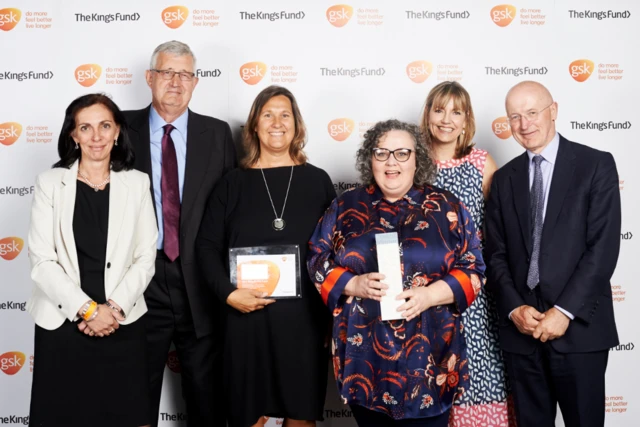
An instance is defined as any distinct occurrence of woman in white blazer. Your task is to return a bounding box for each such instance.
[27,93,157,427]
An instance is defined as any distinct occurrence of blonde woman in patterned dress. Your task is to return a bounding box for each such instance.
[421,81,515,426]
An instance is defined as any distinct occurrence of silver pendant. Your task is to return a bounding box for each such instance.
[272,218,286,231]
[94,188,99,192]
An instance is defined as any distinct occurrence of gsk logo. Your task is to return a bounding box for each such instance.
[0,237,24,261]
[0,8,21,31]
[491,5,517,27]
[328,118,355,141]
[569,59,594,82]
[0,351,26,375]
[75,64,102,87]
[0,122,22,146]
[162,6,189,29]
[326,5,353,27]
[406,61,432,84]
[166,350,181,373]
[239,62,267,85]
[492,117,512,139]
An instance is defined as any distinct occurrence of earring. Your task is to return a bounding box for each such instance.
[75,142,79,149]
[114,138,118,146]
[462,130,466,135]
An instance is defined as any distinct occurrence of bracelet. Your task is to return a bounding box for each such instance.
[106,301,126,320]
[79,301,92,318]
[82,301,98,321]
[86,306,99,322]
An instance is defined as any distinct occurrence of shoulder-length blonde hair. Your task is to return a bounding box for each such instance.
[420,81,476,159]
[241,85,307,168]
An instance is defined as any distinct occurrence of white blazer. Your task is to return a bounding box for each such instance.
[27,160,158,330]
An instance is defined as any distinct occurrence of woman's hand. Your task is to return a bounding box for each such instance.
[226,289,276,314]
[344,273,388,301]
[396,287,432,321]
[82,305,120,337]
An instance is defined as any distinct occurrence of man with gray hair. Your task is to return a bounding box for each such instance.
[124,40,236,426]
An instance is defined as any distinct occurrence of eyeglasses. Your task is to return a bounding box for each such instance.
[372,148,413,162]
[508,102,554,124]
[151,69,196,81]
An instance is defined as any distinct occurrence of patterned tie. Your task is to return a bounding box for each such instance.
[161,124,180,262]
[526,155,544,289]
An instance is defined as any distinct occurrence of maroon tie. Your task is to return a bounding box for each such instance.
[161,124,180,262]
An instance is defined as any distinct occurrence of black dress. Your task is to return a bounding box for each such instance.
[197,164,336,427]
[29,181,150,427]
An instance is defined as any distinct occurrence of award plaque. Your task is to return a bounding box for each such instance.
[375,232,405,321]
[229,245,302,299]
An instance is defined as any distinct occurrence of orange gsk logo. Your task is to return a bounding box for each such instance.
[328,118,355,142]
[492,117,512,140]
[326,5,353,27]
[406,61,433,84]
[569,59,595,82]
[162,6,189,29]
[239,62,267,85]
[491,5,517,27]
[0,122,22,146]
[75,64,102,87]
[0,237,24,261]
[0,351,26,375]
[0,8,21,31]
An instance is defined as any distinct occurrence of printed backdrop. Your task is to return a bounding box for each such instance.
[0,0,637,425]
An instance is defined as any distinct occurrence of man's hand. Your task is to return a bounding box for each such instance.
[533,307,570,342]
[511,305,545,335]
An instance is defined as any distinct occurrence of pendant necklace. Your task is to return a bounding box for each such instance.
[259,163,294,231]
[78,169,110,192]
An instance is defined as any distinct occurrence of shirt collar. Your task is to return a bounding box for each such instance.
[527,132,559,165]
[149,106,188,137]
[370,184,423,205]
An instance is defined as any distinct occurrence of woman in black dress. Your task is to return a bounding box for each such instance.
[27,94,157,427]
[196,85,335,427]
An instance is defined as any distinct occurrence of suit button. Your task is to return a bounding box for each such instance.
[526,257,530,263]
[133,303,136,307]
[58,304,62,309]
[107,262,111,268]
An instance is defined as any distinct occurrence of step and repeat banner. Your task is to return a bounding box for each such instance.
[0,0,637,425]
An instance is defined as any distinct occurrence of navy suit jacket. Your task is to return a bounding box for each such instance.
[124,106,237,338]
[485,135,620,354]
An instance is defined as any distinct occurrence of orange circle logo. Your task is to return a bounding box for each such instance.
[162,6,189,29]
[0,352,26,375]
[492,117,512,139]
[75,64,102,87]
[0,8,21,31]
[0,237,24,261]
[328,118,355,141]
[491,5,516,27]
[0,122,22,146]
[569,59,595,82]
[326,5,353,27]
[406,61,433,83]
[239,62,267,85]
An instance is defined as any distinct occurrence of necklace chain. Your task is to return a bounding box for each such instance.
[259,163,294,226]
[78,169,110,190]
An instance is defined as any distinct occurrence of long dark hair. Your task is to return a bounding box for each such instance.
[241,85,307,168]
[53,93,134,171]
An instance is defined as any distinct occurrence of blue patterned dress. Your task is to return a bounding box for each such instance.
[435,148,515,426]
[308,184,485,421]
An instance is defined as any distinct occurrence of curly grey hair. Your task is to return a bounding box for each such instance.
[356,119,437,187]
[150,40,196,69]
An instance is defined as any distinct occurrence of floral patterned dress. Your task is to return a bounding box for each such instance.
[435,148,515,426]
[308,184,485,421]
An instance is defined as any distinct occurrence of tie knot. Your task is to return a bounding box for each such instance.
[163,124,175,136]
[533,155,544,166]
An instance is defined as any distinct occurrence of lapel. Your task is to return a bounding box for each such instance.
[181,109,213,227]
[60,161,80,280]
[105,170,128,262]
[510,152,532,256]
[128,105,156,215]
[541,136,576,249]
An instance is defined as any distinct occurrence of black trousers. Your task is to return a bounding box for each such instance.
[503,289,609,427]
[145,252,225,427]
[350,405,450,427]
